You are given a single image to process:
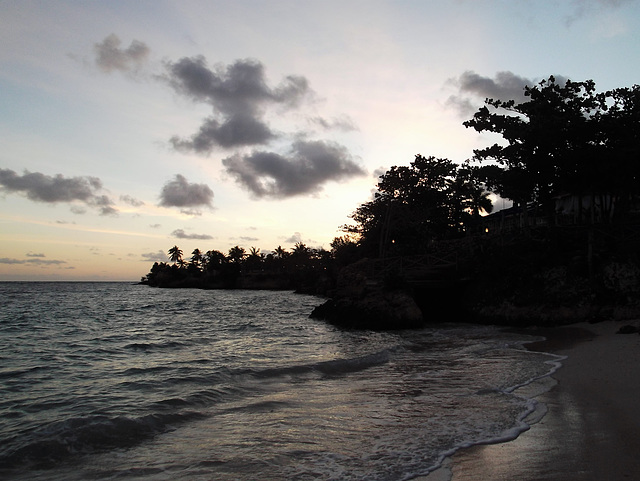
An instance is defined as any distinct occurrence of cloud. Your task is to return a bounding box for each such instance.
[565,0,633,26]
[120,194,145,207]
[222,140,366,198]
[92,195,118,216]
[26,252,45,258]
[158,174,214,212]
[170,115,275,152]
[0,257,67,265]
[309,115,358,132]
[141,250,166,262]
[178,208,204,216]
[0,168,118,215]
[285,232,303,244]
[0,258,24,265]
[445,71,572,116]
[94,34,150,73]
[164,56,312,151]
[71,206,87,215]
[171,229,213,240]
[446,71,534,116]
[372,167,387,179]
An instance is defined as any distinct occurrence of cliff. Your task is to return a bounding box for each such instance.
[311,227,640,329]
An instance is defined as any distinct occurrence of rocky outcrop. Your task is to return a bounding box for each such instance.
[310,259,424,329]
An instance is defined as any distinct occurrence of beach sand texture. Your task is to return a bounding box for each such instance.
[423,320,640,481]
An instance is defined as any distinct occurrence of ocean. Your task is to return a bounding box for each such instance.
[0,282,562,480]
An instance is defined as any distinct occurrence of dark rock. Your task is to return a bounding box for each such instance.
[617,324,639,334]
[310,259,424,330]
[310,290,423,330]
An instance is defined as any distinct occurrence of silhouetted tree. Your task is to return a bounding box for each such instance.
[168,245,183,265]
[330,235,362,266]
[191,248,203,270]
[272,245,288,259]
[594,84,640,220]
[464,76,602,224]
[228,246,246,264]
[204,249,226,269]
[245,246,263,271]
[346,154,485,256]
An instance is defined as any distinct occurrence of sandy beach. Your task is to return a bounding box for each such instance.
[422,320,640,481]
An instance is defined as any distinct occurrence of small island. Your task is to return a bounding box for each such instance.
[142,76,640,329]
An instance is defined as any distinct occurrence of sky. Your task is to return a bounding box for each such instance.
[1,0,640,281]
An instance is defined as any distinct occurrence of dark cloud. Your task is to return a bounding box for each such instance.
[171,229,213,240]
[158,174,214,211]
[149,223,161,229]
[92,195,118,216]
[26,252,45,258]
[120,194,145,207]
[164,57,312,151]
[222,140,366,198]
[446,71,571,116]
[0,258,23,265]
[170,115,275,152]
[94,34,150,73]
[446,71,533,116]
[165,57,309,115]
[239,236,259,242]
[140,251,166,262]
[0,257,67,265]
[0,168,118,215]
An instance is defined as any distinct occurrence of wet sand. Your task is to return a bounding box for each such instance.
[422,320,640,481]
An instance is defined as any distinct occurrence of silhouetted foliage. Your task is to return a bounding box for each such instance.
[464,76,640,224]
[344,154,492,257]
[168,245,183,265]
[142,243,336,292]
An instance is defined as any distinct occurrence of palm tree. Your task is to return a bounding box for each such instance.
[191,248,203,269]
[273,245,288,259]
[228,245,246,264]
[168,245,183,265]
[204,250,226,270]
[292,242,310,257]
[246,246,263,272]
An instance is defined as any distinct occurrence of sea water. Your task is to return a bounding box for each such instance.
[0,282,562,480]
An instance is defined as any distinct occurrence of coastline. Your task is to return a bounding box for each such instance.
[420,319,640,480]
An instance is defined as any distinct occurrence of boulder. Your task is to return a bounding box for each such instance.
[617,324,639,334]
[310,259,424,330]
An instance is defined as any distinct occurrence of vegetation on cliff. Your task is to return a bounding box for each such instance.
[316,76,640,327]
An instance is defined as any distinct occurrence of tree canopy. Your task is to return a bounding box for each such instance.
[464,76,640,222]
[344,155,491,257]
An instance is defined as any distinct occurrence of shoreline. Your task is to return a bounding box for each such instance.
[420,319,640,481]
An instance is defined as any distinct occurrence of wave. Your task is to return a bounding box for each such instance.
[0,365,50,380]
[248,349,392,380]
[0,411,206,469]
[121,365,173,376]
[123,340,187,351]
